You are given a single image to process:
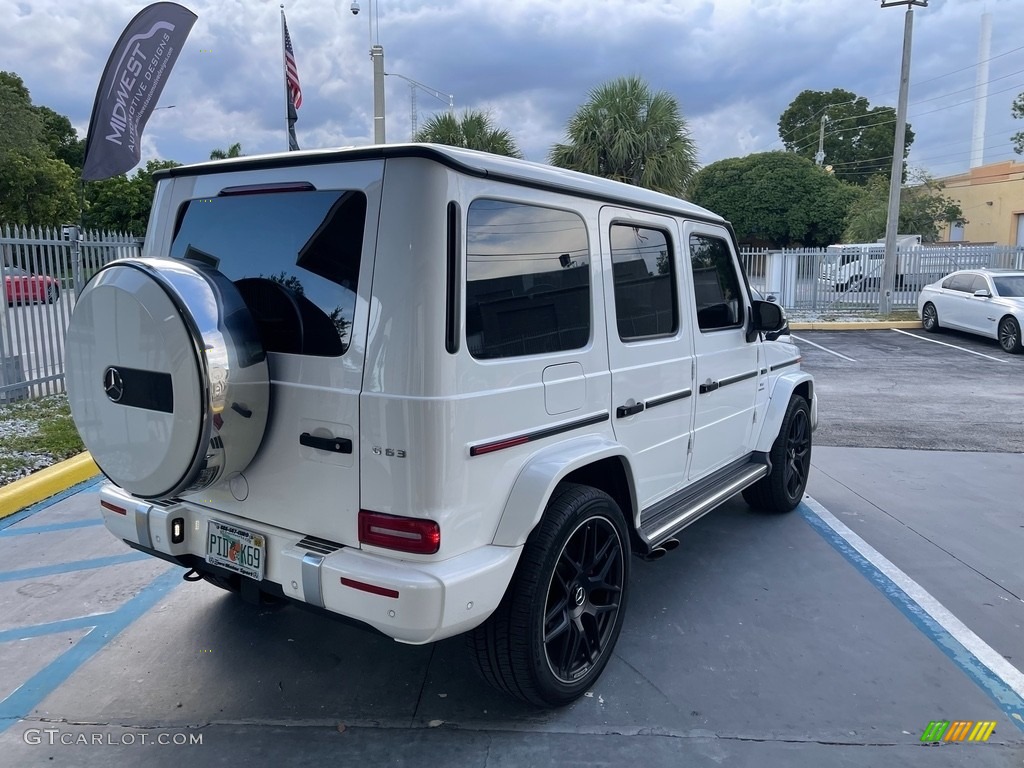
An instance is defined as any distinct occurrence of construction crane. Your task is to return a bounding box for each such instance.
[384,72,454,139]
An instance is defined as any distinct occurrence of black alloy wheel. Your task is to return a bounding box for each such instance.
[468,483,630,706]
[743,396,812,513]
[542,514,625,685]
[782,405,812,502]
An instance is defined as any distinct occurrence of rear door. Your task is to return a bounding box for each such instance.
[943,272,977,330]
[160,161,382,545]
[684,224,761,481]
[599,207,694,509]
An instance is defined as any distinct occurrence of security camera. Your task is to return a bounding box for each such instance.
[350,1,360,14]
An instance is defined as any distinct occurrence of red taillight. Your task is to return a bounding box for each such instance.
[101,500,127,515]
[358,510,440,555]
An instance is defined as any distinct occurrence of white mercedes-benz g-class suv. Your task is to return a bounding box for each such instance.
[66,144,816,706]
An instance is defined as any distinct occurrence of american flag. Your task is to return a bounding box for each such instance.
[283,14,302,109]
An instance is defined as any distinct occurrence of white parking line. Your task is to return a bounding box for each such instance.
[891,328,1010,364]
[802,496,1024,704]
[791,334,858,363]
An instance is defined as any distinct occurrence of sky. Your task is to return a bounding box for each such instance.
[1,0,1022,184]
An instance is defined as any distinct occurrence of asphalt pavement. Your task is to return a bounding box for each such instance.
[0,328,1022,767]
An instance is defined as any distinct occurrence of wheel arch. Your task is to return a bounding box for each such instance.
[490,436,638,549]
[754,372,814,454]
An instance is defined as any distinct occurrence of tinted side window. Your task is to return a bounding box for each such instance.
[970,275,990,294]
[950,273,976,292]
[170,190,364,356]
[610,224,678,340]
[466,200,590,359]
[688,234,744,331]
[941,276,956,289]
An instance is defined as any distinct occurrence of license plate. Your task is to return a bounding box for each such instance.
[206,520,265,581]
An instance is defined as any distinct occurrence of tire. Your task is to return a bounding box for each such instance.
[921,302,940,333]
[46,284,60,304]
[743,396,812,514]
[998,316,1023,354]
[468,483,630,707]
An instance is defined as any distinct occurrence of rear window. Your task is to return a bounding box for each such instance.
[170,189,365,356]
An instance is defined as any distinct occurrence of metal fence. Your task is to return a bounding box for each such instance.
[1,223,1022,402]
[1,225,140,401]
[740,245,1024,312]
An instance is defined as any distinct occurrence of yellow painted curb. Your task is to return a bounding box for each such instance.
[789,320,922,331]
[0,452,99,520]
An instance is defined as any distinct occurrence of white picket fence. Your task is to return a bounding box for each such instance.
[0,225,140,401]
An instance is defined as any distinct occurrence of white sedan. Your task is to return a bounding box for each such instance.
[917,268,1024,354]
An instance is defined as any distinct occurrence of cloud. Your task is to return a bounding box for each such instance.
[0,0,1020,179]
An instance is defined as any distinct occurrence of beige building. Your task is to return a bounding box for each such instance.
[937,160,1024,246]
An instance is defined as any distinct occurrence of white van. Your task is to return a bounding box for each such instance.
[65,144,816,706]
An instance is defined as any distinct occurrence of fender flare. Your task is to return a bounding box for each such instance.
[491,435,635,547]
[754,372,815,454]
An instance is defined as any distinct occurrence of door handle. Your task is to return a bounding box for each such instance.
[300,432,352,454]
[699,380,720,394]
[616,402,645,418]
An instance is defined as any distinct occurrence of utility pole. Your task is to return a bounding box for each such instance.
[815,114,826,166]
[879,0,927,316]
[351,2,386,143]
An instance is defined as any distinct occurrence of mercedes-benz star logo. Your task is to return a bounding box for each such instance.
[574,586,586,607]
[103,367,124,403]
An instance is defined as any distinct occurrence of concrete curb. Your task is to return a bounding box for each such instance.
[789,320,921,331]
[0,453,99,520]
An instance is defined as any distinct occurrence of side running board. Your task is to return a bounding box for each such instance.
[638,454,769,552]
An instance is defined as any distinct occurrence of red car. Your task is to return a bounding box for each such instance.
[4,266,61,305]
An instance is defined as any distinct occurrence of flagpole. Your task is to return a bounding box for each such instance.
[280,5,289,151]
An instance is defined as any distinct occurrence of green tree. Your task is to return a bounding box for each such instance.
[0,71,43,155]
[0,148,79,226]
[778,88,914,186]
[689,152,857,248]
[842,173,964,243]
[0,71,82,226]
[209,142,244,160]
[413,110,522,158]
[84,159,181,234]
[1012,91,1024,154]
[550,76,697,197]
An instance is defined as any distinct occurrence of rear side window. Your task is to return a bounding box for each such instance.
[949,273,976,292]
[688,233,744,331]
[170,189,365,356]
[465,199,590,359]
[610,224,678,340]
[941,276,956,289]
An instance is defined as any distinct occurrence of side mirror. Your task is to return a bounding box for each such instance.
[749,299,787,342]
[973,289,991,298]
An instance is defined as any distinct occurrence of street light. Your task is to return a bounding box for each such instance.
[384,72,453,139]
[350,1,386,143]
[878,0,927,315]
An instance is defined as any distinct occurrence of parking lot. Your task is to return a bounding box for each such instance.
[0,329,1022,767]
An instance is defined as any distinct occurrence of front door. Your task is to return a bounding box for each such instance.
[684,224,761,481]
[599,207,694,511]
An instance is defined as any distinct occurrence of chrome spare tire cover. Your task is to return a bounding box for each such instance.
[66,258,270,499]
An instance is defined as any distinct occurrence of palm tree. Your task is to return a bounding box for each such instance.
[550,76,698,198]
[414,110,522,158]
[209,142,243,160]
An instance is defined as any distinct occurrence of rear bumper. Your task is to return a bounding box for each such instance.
[99,484,521,644]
